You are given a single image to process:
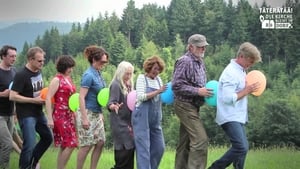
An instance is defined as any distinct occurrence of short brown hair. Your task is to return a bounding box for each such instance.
[56,55,75,73]
[27,46,45,60]
[143,56,165,73]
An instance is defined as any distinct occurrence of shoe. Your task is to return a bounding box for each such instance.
[35,163,40,169]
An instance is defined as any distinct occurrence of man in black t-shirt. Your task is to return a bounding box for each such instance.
[10,46,53,169]
[0,45,17,169]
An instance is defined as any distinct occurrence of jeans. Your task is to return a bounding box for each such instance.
[18,115,53,169]
[209,122,248,169]
[174,100,208,169]
[0,115,14,169]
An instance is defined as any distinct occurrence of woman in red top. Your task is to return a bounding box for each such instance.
[46,55,77,169]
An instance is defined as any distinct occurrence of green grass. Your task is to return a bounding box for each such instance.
[10,146,300,169]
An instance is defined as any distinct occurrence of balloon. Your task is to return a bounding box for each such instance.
[40,87,49,100]
[204,80,219,107]
[68,93,79,112]
[127,90,137,111]
[160,82,174,104]
[8,81,13,90]
[246,70,267,96]
[40,87,55,103]
[97,88,110,107]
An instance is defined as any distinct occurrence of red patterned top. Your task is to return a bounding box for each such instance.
[52,74,78,148]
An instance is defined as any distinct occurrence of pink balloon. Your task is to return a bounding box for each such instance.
[127,90,137,111]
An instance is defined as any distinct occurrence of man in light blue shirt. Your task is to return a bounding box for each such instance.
[209,42,262,169]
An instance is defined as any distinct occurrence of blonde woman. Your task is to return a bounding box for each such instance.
[108,61,135,169]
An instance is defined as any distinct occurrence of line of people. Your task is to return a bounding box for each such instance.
[0,33,261,169]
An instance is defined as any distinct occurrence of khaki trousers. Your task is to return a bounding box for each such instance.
[174,100,208,169]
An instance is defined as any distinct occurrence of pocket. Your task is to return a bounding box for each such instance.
[131,107,141,126]
[132,104,149,130]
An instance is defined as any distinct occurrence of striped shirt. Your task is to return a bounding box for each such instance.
[136,74,162,106]
[172,51,207,107]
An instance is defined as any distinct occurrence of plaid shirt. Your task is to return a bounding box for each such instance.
[172,51,207,107]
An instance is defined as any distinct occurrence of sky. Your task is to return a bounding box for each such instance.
[0,0,171,23]
[0,0,285,23]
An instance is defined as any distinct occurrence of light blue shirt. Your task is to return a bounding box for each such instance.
[81,66,106,113]
[216,59,248,125]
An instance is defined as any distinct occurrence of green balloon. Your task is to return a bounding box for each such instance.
[68,93,79,112]
[97,88,109,107]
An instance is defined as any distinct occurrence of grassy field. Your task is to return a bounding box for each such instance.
[10,146,300,169]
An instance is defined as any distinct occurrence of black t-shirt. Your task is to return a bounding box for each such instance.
[12,66,44,119]
[0,67,16,116]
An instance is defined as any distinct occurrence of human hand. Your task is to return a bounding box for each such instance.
[34,97,45,104]
[47,119,54,129]
[1,89,10,97]
[245,81,260,94]
[158,84,167,94]
[198,87,213,97]
[110,102,123,114]
[82,118,90,130]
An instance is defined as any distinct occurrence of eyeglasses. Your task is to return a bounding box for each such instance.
[196,46,206,50]
[100,60,108,64]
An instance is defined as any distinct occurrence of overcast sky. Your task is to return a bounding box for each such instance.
[0,0,285,23]
[0,0,171,22]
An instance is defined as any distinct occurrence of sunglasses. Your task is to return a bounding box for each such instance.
[100,60,108,64]
[32,58,44,63]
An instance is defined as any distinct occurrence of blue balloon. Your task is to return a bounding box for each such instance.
[160,82,174,104]
[204,80,219,107]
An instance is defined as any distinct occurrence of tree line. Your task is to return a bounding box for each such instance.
[14,0,300,148]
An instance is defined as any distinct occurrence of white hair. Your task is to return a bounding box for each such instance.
[110,61,134,95]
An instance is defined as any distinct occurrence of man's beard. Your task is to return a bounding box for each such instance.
[200,53,205,58]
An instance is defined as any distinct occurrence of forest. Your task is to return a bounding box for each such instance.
[13,0,300,149]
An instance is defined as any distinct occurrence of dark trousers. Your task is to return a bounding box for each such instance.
[112,148,135,169]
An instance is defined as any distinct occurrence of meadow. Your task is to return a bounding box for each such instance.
[10,146,299,169]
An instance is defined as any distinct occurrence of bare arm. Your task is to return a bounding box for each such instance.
[79,87,89,129]
[9,90,44,104]
[46,77,59,127]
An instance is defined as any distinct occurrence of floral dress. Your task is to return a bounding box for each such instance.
[52,74,78,148]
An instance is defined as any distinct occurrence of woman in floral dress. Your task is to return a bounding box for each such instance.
[46,55,77,169]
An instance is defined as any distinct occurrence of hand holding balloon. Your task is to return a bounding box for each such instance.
[158,84,167,94]
[246,70,266,96]
[245,81,261,94]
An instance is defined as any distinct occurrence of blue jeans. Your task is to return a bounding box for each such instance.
[209,122,248,169]
[18,115,53,169]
